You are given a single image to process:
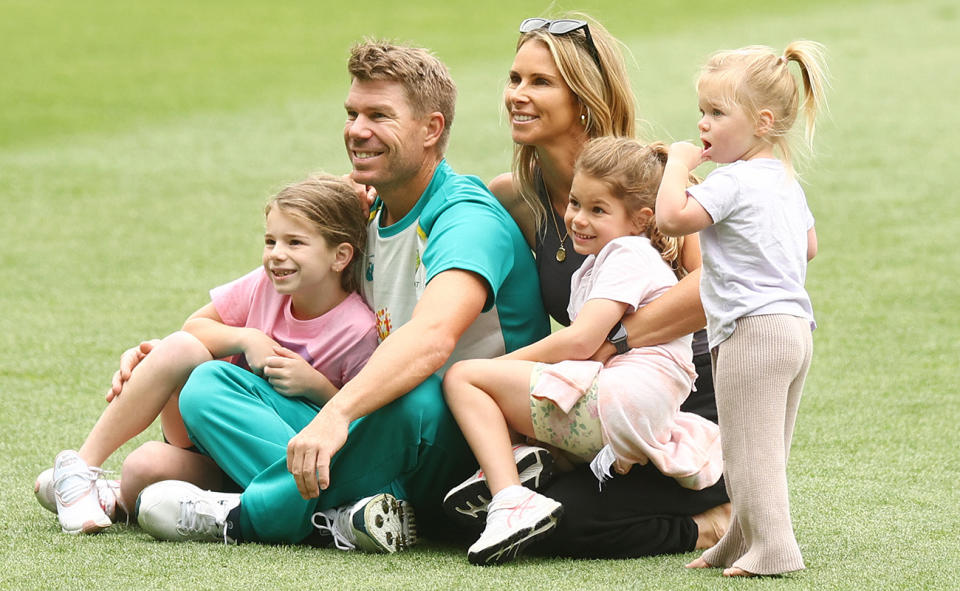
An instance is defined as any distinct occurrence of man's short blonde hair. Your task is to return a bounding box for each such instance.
[348,40,457,154]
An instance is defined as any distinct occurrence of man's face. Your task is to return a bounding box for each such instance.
[343,79,429,192]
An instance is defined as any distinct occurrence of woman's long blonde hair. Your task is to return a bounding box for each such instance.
[511,14,636,230]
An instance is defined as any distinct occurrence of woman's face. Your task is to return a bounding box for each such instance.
[504,40,583,148]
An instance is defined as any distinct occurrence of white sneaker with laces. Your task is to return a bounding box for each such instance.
[36,467,126,521]
[311,493,416,553]
[53,450,112,535]
[466,487,563,566]
[443,444,554,527]
[136,480,240,544]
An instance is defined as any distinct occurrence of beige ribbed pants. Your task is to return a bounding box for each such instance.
[701,314,812,575]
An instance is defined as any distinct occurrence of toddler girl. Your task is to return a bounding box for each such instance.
[655,41,828,576]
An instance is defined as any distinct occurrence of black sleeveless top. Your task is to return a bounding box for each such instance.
[532,174,585,326]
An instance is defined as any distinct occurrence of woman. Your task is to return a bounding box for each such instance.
[489,14,730,558]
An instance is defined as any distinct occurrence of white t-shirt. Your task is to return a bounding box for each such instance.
[687,159,816,349]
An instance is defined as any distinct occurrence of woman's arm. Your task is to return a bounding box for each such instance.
[504,298,627,363]
[591,267,707,361]
[489,172,537,249]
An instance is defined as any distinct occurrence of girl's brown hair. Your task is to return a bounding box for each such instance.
[575,137,695,279]
[265,174,367,293]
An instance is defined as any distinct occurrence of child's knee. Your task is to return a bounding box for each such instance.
[442,359,479,402]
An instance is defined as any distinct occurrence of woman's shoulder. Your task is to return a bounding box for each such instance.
[488,172,537,248]
[488,172,516,200]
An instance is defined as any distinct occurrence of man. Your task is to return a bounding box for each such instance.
[134,40,548,550]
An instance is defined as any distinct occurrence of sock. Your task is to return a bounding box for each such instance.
[225,504,244,543]
[492,485,528,504]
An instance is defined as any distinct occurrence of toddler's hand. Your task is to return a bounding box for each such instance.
[669,141,707,171]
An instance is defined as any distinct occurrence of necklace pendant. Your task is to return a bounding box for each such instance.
[555,245,567,262]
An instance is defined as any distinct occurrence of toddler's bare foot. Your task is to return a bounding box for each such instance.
[692,502,731,549]
[685,556,712,569]
[723,567,754,577]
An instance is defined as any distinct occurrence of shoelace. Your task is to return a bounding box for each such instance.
[311,508,356,550]
[94,470,129,525]
[177,498,230,544]
[56,465,106,504]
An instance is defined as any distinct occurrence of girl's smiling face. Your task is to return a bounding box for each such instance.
[564,172,642,256]
[262,208,347,315]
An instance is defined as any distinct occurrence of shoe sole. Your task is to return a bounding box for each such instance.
[467,504,564,566]
[443,447,555,527]
[352,494,417,553]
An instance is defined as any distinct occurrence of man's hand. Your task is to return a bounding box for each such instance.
[286,406,350,499]
[106,339,160,401]
[343,174,377,217]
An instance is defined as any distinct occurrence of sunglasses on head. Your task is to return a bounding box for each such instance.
[519,18,602,70]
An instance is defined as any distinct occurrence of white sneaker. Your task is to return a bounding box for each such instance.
[53,451,112,535]
[312,493,416,553]
[467,487,563,566]
[137,480,240,544]
[35,467,126,521]
[443,444,555,527]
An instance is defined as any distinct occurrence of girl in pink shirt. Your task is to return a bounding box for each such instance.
[443,137,722,565]
[35,174,377,535]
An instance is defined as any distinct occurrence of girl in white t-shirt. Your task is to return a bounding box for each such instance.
[443,137,723,566]
[35,174,378,535]
[655,42,828,577]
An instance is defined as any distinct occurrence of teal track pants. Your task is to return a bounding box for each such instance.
[179,361,473,544]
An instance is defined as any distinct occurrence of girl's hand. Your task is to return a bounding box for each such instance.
[106,339,160,401]
[264,346,335,400]
[669,141,707,171]
[241,329,281,375]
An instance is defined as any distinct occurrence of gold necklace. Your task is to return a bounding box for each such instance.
[545,188,569,262]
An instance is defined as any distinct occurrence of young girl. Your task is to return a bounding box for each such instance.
[443,137,723,566]
[35,174,378,535]
[655,42,827,576]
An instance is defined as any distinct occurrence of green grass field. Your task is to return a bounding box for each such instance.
[2,0,958,589]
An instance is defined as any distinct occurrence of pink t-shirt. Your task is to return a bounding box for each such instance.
[210,267,378,389]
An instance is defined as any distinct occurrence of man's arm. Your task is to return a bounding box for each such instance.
[286,269,488,498]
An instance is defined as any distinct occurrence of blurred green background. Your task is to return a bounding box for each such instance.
[1,1,957,589]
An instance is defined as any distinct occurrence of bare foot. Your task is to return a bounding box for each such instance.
[692,502,732,549]
[723,567,754,577]
[685,556,713,569]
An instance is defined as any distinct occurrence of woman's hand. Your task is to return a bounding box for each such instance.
[106,339,160,401]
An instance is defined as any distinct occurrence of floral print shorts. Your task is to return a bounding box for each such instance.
[529,363,604,461]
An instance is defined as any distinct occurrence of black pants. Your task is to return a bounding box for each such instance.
[526,352,729,558]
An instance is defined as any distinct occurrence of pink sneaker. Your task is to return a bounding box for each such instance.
[467,487,563,565]
[53,451,112,534]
